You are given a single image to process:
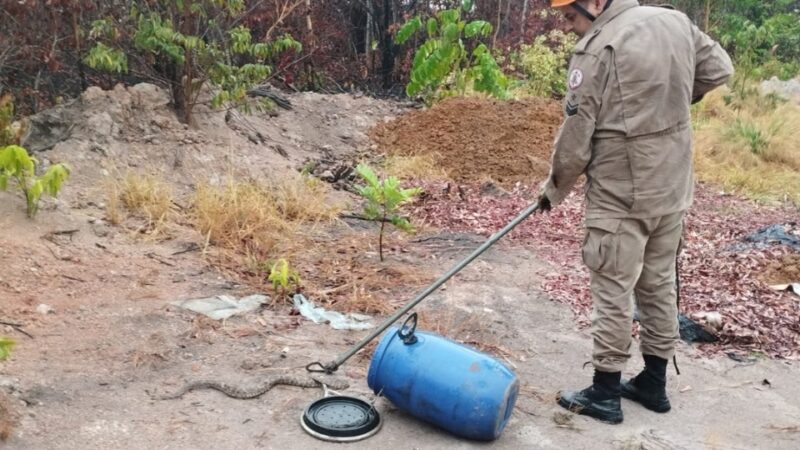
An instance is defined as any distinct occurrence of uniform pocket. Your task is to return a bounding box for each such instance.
[582,219,622,274]
[587,139,635,212]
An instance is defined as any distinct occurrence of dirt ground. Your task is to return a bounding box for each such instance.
[1,86,799,449]
[370,96,562,186]
[761,254,800,285]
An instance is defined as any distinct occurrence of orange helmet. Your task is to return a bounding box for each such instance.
[552,0,611,21]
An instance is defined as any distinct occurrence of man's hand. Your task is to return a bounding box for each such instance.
[537,193,552,212]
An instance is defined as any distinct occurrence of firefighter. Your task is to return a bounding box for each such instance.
[539,0,733,423]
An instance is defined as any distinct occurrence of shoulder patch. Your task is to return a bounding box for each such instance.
[568,69,584,90]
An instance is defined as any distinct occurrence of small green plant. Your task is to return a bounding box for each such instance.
[267,258,301,302]
[0,96,70,218]
[0,145,70,218]
[355,164,422,262]
[395,0,509,104]
[727,117,776,155]
[0,337,14,361]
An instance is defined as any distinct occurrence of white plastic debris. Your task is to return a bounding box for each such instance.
[768,283,800,297]
[292,294,374,330]
[691,311,724,330]
[171,294,268,320]
[36,304,54,315]
[704,312,724,330]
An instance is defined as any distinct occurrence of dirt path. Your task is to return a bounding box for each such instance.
[1,87,798,449]
[1,212,798,449]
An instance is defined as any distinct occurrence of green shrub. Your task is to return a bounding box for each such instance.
[717,10,800,94]
[507,30,576,98]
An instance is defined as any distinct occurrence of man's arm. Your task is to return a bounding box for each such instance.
[691,24,734,103]
[541,50,610,207]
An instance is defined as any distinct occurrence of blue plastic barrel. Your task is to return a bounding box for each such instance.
[367,320,519,441]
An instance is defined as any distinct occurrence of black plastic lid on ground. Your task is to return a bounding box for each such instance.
[301,396,382,442]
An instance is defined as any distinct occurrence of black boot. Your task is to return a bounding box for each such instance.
[557,370,623,424]
[621,354,671,413]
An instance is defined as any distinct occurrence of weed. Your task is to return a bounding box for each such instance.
[267,258,301,303]
[727,118,770,155]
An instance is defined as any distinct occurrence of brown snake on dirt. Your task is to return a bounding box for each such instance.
[158,374,350,400]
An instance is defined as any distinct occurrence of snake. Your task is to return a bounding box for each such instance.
[158,374,350,400]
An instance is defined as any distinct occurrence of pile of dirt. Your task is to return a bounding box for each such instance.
[369,96,563,186]
[761,254,800,284]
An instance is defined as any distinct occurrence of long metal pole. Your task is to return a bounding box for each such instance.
[309,202,541,373]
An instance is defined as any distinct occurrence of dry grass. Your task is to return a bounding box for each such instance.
[192,173,341,257]
[269,172,343,223]
[693,88,800,204]
[290,230,434,315]
[105,171,174,235]
[383,154,448,180]
[119,172,173,222]
[105,180,123,225]
[194,182,290,255]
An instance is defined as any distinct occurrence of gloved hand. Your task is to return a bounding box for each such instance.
[537,192,552,212]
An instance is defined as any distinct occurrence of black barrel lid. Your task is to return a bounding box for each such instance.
[301,395,381,442]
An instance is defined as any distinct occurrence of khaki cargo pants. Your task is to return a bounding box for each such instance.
[583,211,684,372]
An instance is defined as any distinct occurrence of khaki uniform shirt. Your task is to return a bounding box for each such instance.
[543,0,733,221]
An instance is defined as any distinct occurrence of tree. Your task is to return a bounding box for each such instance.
[355,164,422,262]
[84,1,301,124]
[395,0,510,104]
